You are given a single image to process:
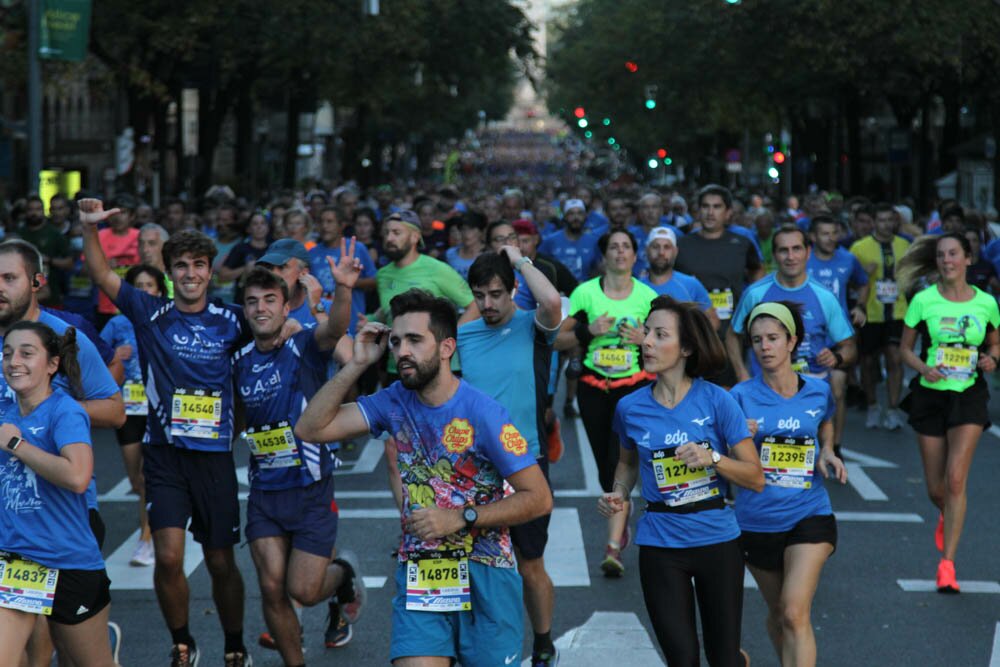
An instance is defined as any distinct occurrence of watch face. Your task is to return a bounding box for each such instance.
[464,507,477,523]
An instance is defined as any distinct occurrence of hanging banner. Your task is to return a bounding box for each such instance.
[39,0,91,62]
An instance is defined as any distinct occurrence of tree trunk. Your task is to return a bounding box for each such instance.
[234,87,254,197]
[193,85,231,198]
[283,90,301,188]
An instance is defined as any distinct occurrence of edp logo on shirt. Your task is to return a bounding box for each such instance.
[663,429,690,446]
[777,417,801,431]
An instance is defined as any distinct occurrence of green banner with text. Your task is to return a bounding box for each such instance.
[39,0,91,62]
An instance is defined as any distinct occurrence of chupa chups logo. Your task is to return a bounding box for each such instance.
[442,418,474,453]
[500,424,527,456]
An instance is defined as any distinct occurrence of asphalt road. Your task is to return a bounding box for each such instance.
[90,379,1000,666]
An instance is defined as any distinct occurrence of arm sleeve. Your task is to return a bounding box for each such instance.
[729,286,760,335]
[850,255,869,285]
[73,334,122,399]
[715,389,752,448]
[903,291,923,328]
[822,384,836,422]
[821,290,856,342]
[113,280,163,324]
[435,262,475,307]
[53,403,93,450]
[612,401,634,450]
[478,403,537,479]
[685,275,713,311]
[355,385,395,436]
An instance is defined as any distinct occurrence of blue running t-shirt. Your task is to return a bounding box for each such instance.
[308,241,376,334]
[539,230,601,282]
[730,375,835,532]
[232,330,334,490]
[612,379,751,549]
[357,380,535,568]
[731,275,854,376]
[0,389,103,570]
[640,271,712,310]
[807,247,868,314]
[458,309,557,459]
[114,282,248,452]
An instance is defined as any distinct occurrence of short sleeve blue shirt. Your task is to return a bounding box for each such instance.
[232,331,334,490]
[641,271,712,311]
[0,389,103,570]
[458,310,556,459]
[356,381,535,568]
[308,240,376,334]
[807,247,868,313]
[538,230,600,282]
[101,314,141,382]
[731,275,855,375]
[114,282,248,451]
[730,375,835,532]
[612,380,751,549]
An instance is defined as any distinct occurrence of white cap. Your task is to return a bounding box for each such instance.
[564,198,586,213]
[646,226,677,247]
[893,205,913,225]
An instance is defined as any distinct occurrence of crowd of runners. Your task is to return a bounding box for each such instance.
[0,132,997,666]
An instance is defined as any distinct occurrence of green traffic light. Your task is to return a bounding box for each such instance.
[665,157,673,165]
[584,131,593,138]
[602,118,611,126]
[607,137,616,145]
[648,158,659,169]
[645,99,656,110]
[578,118,588,128]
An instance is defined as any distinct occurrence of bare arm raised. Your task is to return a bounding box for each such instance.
[78,198,123,303]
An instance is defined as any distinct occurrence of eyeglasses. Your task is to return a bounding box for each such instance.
[491,233,518,245]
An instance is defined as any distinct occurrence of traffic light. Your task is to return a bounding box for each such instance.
[656,148,667,159]
[574,107,586,118]
[644,85,657,110]
[648,158,659,169]
[773,151,786,164]
[602,118,611,126]
[625,61,639,73]
[578,118,588,128]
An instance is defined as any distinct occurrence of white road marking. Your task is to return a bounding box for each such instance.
[522,611,664,667]
[836,512,923,522]
[362,576,386,589]
[838,447,897,468]
[334,438,384,475]
[843,463,888,501]
[988,425,1000,440]
[989,622,1000,667]
[544,508,590,586]
[744,568,758,589]
[573,417,604,496]
[897,579,1000,593]
[107,529,201,591]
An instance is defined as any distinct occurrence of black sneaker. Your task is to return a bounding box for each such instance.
[532,647,560,666]
[170,643,200,667]
[324,604,353,648]
[223,650,252,667]
[333,550,366,624]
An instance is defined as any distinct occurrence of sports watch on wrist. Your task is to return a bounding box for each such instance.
[514,256,533,272]
[463,506,478,529]
[710,450,721,465]
[313,302,326,314]
[7,436,22,452]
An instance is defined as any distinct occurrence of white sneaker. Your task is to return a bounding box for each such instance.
[865,405,882,429]
[882,408,904,431]
[129,538,154,567]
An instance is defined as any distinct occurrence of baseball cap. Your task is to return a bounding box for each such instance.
[646,226,677,247]
[564,199,586,214]
[512,219,538,236]
[386,209,425,247]
[257,238,310,267]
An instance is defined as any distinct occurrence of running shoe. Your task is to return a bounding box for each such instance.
[324,606,353,648]
[223,650,252,667]
[547,417,564,463]
[129,538,154,567]
[936,558,960,593]
[532,647,559,666]
[935,513,944,552]
[170,643,199,667]
[108,621,122,664]
[882,408,904,431]
[334,550,366,624]
[864,405,882,429]
[600,545,624,578]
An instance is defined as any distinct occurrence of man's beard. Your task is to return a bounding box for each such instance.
[398,353,441,391]
[383,240,412,262]
[648,257,673,275]
[0,292,33,328]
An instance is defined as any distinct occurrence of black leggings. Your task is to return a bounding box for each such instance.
[639,539,746,667]
[577,378,649,491]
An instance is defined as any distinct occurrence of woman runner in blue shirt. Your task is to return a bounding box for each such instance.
[0,321,114,667]
[599,296,763,666]
[731,301,847,667]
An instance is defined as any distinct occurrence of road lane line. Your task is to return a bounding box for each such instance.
[897,579,1000,593]
[989,425,1000,440]
[573,417,604,496]
[334,438,384,475]
[523,611,664,667]
[545,507,591,586]
[990,622,1000,667]
[836,512,922,522]
[844,463,888,501]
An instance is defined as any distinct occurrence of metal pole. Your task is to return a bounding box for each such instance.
[27,0,42,192]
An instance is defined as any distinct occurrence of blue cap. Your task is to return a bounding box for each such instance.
[257,238,310,266]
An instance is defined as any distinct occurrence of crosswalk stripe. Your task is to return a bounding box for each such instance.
[897,579,1000,593]
[107,529,201,590]
[545,508,590,586]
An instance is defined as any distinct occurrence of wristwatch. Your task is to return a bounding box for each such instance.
[463,506,478,529]
[514,256,533,272]
[313,302,326,314]
[6,436,22,452]
[710,450,721,465]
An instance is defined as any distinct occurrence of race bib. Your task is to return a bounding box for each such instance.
[875,279,898,304]
[245,421,300,469]
[760,436,815,489]
[934,344,978,380]
[123,382,148,416]
[0,553,59,616]
[591,346,632,374]
[405,549,471,612]
[791,358,809,373]
[651,445,719,507]
[710,289,734,320]
[170,388,222,440]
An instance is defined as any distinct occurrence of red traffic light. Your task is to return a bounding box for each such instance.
[656,148,667,159]
[625,61,639,73]
[573,107,586,118]
[773,151,786,164]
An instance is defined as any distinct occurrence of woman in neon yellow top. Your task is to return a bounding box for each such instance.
[556,229,658,577]
[898,232,1000,593]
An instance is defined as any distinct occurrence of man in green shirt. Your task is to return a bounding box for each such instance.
[17,194,73,307]
[376,210,479,373]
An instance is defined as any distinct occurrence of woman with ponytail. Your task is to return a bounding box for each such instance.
[0,321,115,666]
[898,232,1000,593]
